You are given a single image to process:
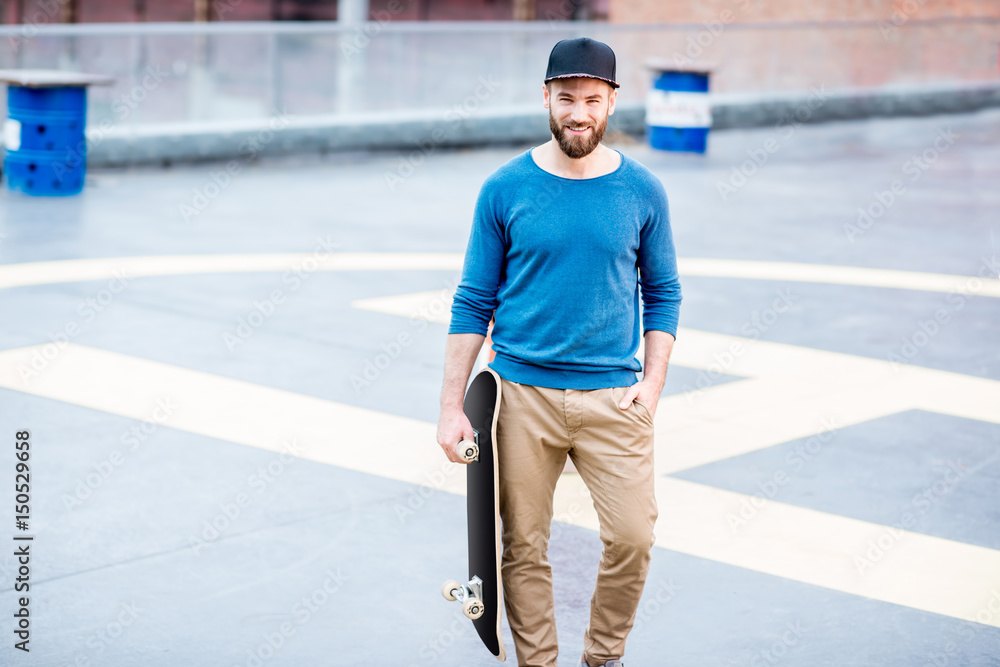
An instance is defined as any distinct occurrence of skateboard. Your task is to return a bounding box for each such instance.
[441,367,506,661]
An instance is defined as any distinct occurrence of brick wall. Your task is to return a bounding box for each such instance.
[609,0,1000,24]
[605,1,999,91]
[1,0,594,23]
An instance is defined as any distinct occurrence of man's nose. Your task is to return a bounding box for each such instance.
[569,102,589,123]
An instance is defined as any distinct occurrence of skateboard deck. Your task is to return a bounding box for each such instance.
[442,367,506,661]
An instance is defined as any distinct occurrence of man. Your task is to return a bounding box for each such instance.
[437,37,682,667]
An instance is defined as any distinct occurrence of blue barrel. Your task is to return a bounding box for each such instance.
[645,70,712,154]
[3,85,87,196]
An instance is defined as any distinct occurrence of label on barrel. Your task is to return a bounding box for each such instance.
[3,118,20,151]
[646,90,712,129]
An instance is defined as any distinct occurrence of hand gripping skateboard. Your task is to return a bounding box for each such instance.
[441,367,506,661]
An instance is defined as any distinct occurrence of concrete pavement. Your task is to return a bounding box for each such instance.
[0,107,998,666]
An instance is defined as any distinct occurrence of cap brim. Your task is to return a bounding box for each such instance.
[544,73,620,89]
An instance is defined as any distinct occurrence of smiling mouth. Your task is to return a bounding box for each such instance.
[565,125,591,134]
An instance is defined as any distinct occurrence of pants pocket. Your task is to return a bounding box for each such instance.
[632,397,654,423]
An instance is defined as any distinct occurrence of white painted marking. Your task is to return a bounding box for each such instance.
[351,290,1000,476]
[677,258,1000,297]
[0,254,997,297]
[0,253,464,290]
[2,253,998,628]
[0,342,997,627]
[653,476,1000,623]
[554,475,1000,627]
[0,343,460,495]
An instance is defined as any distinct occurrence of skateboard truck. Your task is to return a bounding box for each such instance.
[441,575,486,620]
[457,430,480,463]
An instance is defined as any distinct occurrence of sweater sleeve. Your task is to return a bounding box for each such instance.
[449,179,506,335]
[637,177,682,337]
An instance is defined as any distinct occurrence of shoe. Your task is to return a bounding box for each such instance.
[580,654,624,667]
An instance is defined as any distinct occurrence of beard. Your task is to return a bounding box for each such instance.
[549,109,608,159]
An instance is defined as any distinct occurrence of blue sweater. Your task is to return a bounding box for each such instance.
[449,148,682,390]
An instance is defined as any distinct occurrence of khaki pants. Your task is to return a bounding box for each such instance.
[495,376,657,667]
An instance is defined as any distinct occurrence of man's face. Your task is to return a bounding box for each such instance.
[544,77,616,159]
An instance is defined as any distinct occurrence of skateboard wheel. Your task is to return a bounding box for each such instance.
[458,440,479,463]
[441,579,461,602]
[463,597,485,620]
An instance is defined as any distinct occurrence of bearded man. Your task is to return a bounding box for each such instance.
[437,37,683,667]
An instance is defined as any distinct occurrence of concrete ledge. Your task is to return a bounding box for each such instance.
[710,80,1000,129]
[80,80,999,167]
[85,107,557,168]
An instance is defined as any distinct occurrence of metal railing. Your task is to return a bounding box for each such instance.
[0,19,997,129]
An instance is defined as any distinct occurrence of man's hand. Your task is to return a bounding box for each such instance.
[618,379,662,419]
[619,330,676,419]
[437,405,476,464]
[437,333,487,463]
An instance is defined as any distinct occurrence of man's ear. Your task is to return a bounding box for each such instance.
[608,87,617,116]
[542,82,550,110]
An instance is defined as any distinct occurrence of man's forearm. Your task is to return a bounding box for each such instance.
[641,330,676,391]
[440,333,487,409]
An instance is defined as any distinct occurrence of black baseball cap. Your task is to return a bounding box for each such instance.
[544,37,620,89]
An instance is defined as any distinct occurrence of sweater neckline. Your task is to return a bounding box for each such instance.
[526,146,625,182]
